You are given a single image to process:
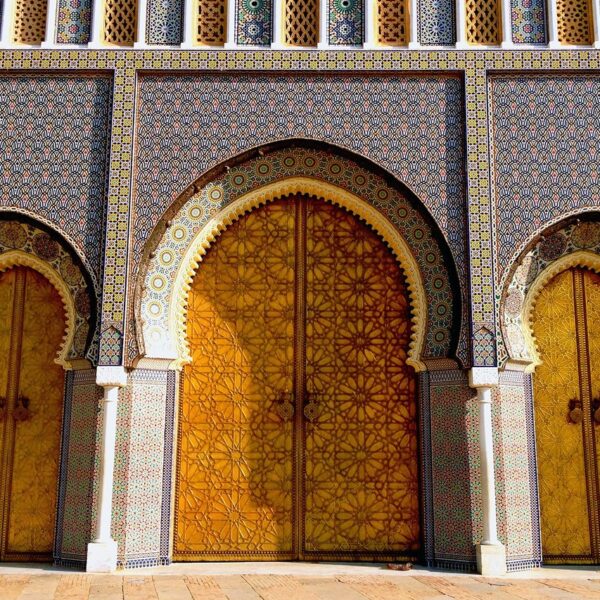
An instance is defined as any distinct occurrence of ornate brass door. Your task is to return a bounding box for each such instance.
[174,197,420,561]
[533,267,600,563]
[0,266,66,561]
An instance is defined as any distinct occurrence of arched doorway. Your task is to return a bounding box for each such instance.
[532,266,600,564]
[174,195,420,561]
[0,265,66,561]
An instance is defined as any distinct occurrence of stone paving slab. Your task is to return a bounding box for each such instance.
[1,568,600,600]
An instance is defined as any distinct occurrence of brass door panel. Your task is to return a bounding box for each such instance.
[175,197,420,561]
[303,201,419,560]
[0,267,65,561]
[175,200,297,560]
[533,267,600,564]
[583,270,600,557]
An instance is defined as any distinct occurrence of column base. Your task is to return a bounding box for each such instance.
[86,540,118,573]
[476,543,507,576]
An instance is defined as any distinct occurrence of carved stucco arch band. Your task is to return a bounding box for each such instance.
[507,250,600,372]
[0,250,76,369]
[141,177,427,372]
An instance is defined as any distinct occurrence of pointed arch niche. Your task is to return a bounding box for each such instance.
[500,216,600,371]
[136,144,459,371]
[0,216,97,367]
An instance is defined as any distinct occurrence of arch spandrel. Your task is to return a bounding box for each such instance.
[137,146,458,370]
[500,218,600,371]
[0,219,96,367]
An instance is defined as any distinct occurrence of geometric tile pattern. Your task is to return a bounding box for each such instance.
[0,48,599,571]
[57,0,93,44]
[466,0,500,45]
[418,0,455,45]
[329,0,363,46]
[510,0,546,44]
[493,370,541,568]
[0,49,597,370]
[104,0,137,44]
[147,0,183,45]
[53,369,102,566]
[466,67,497,365]
[133,73,467,358]
[0,219,98,362]
[139,145,458,362]
[285,0,319,45]
[237,0,272,45]
[428,370,480,569]
[490,75,600,284]
[0,75,112,285]
[499,218,600,367]
[114,370,169,568]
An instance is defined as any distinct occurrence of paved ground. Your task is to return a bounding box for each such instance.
[1,563,600,599]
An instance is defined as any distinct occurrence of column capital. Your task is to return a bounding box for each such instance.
[468,367,499,389]
[96,366,128,388]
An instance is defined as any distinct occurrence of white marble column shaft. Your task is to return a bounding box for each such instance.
[134,0,148,46]
[86,366,127,573]
[455,0,467,47]
[469,367,506,577]
[0,0,16,46]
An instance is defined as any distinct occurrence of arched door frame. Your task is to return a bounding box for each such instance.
[0,217,96,368]
[136,145,459,371]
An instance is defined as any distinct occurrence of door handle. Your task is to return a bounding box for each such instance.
[275,391,295,421]
[0,397,5,420]
[304,392,320,422]
[13,395,30,422]
[593,399,600,425]
[568,399,583,424]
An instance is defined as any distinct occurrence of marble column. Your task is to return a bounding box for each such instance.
[86,366,127,573]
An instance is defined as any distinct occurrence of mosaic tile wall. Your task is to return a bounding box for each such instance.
[0,219,98,362]
[133,73,468,361]
[493,370,541,570]
[499,218,600,367]
[237,0,272,45]
[113,369,172,567]
[54,369,102,566]
[418,0,455,45]
[134,74,465,272]
[0,75,113,283]
[428,370,480,569]
[510,0,546,44]
[329,0,363,46]
[57,0,93,44]
[490,74,600,283]
[139,145,458,367]
[147,0,183,45]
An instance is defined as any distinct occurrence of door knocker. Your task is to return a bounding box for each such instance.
[304,392,320,422]
[568,398,583,424]
[13,395,31,422]
[275,391,295,421]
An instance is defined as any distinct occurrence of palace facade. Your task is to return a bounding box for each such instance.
[0,0,599,576]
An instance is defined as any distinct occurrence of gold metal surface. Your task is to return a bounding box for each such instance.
[303,201,419,559]
[175,200,296,560]
[0,266,65,561]
[533,267,600,563]
[175,197,419,561]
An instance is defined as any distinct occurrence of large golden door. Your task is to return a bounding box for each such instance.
[174,197,420,561]
[0,266,66,561]
[533,267,600,563]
